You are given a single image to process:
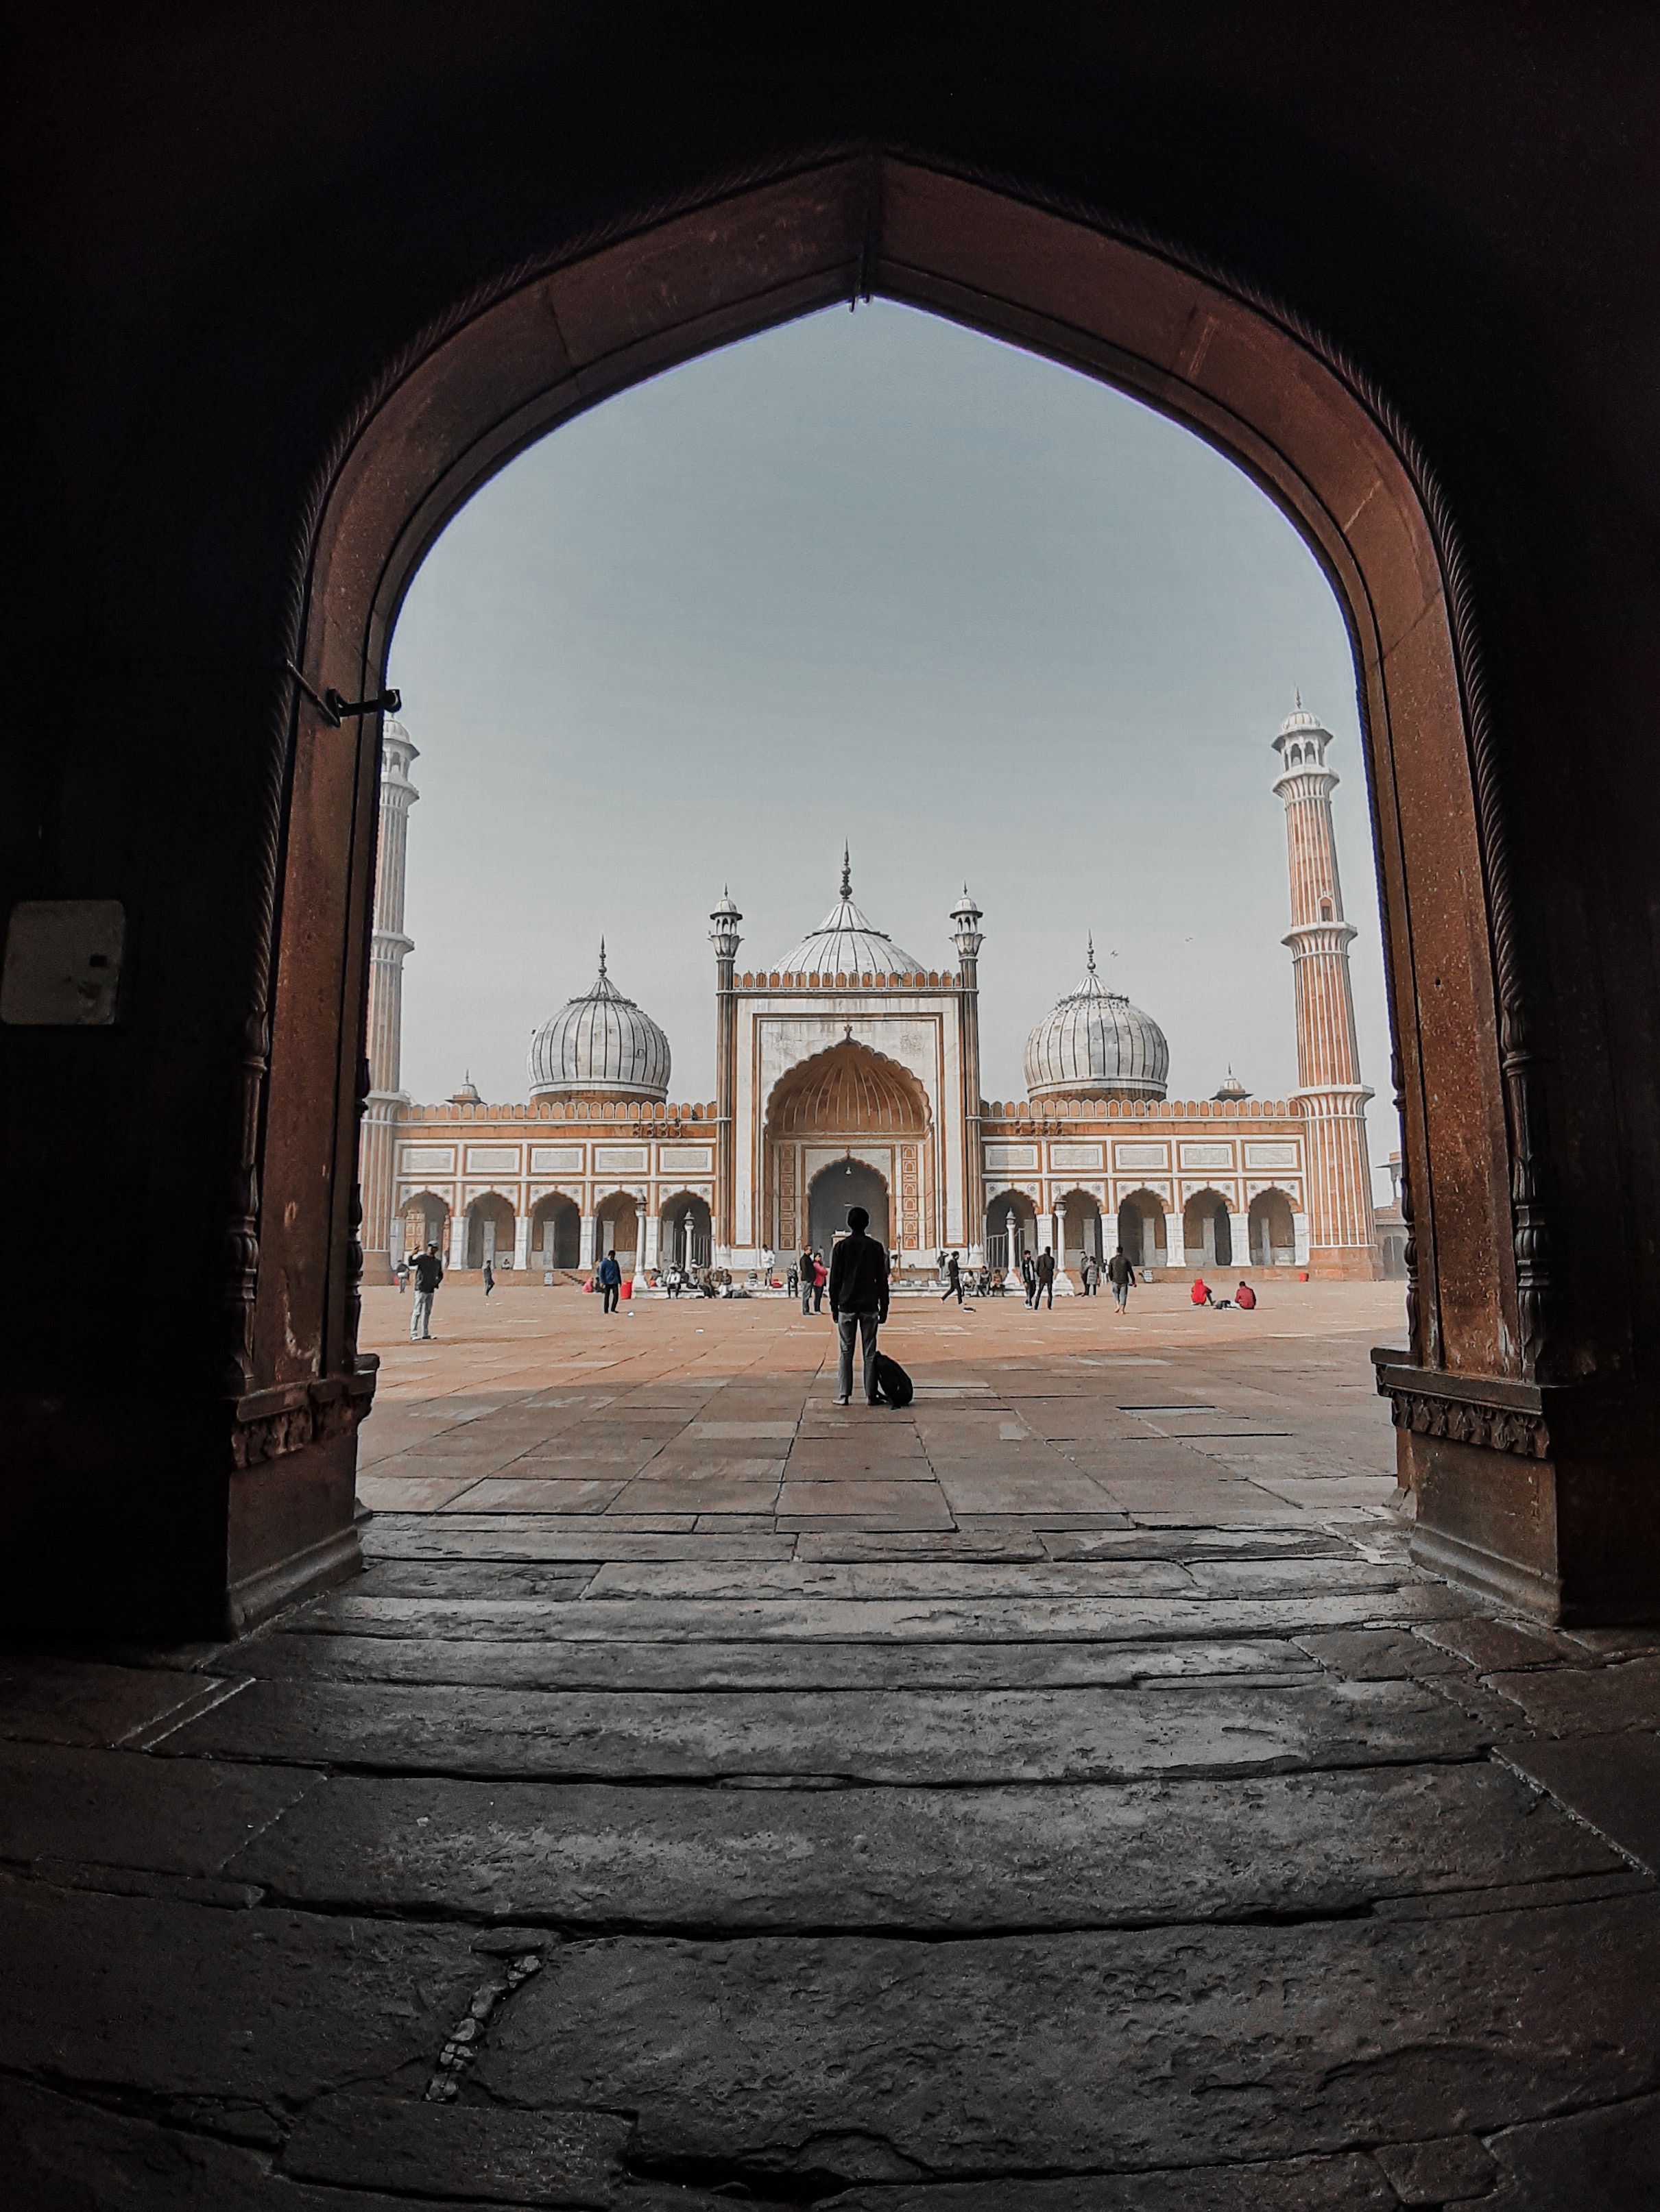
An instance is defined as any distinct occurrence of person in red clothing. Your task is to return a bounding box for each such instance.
[1235,1280,1257,1310]
[1191,1276,1214,1306]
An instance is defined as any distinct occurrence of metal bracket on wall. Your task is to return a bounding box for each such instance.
[284,659,402,729]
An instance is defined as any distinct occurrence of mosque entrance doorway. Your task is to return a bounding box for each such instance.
[1250,1189,1299,1269]
[594,1193,640,1276]
[1057,1190,1105,1281]
[1118,1190,1169,1272]
[464,1193,516,1272]
[986,1193,1039,1280]
[531,1194,581,1272]
[1181,1189,1236,1272]
[662,1193,712,1271]
[808,1160,889,1256]
[219,152,1619,1633]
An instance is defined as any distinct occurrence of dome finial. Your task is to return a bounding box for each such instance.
[840,842,852,901]
[1087,932,1096,975]
[1295,685,1303,710]
[598,937,607,977]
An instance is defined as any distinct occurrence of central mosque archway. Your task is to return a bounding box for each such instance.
[763,1038,930,1260]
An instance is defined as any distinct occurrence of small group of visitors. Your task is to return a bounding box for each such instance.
[1191,1276,1258,1311]
[797,1246,829,1315]
[1022,1247,1058,1310]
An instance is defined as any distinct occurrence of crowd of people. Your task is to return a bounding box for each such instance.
[393,1232,1264,1338]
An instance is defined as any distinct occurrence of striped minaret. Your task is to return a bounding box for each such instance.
[359,716,420,1282]
[1273,700,1381,1278]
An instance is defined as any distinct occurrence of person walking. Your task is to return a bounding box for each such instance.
[597,1247,623,1315]
[482,1259,494,1298]
[828,1204,889,1406]
[799,1247,815,1316]
[1021,1250,1037,1306]
[1035,1245,1056,1311]
[1107,1245,1134,1313]
[941,1250,963,1304]
[409,1243,443,1340]
[812,1250,828,1313]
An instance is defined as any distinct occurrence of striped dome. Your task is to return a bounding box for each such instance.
[528,943,671,1100]
[774,848,923,980]
[1024,940,1168,1100]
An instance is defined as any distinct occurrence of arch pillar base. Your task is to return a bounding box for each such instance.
[1374,1353,1660,1626]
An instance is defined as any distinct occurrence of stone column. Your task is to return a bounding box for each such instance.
[1052,1204,1074,1293]
[709,891,743,1261]
[1228,1211,1251,1272]
[1293,1211,1310,1265]
[641,1206,660,1275]
[448,1208,468,1271]
[579,1214,597,1269]
[514,1215,531,1274]
[952,888,986,1265]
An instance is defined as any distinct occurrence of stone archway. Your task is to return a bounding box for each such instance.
[762,1038,930,1262]
[182,154,1608,1626]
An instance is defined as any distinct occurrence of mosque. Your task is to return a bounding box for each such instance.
[359,705,1384,1288]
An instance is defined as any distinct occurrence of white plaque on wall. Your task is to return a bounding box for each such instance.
[985,1143,1039,1171]
[465,1145,520,1174]
[529,1145,584,1173]
[1114,1141,1168,1169]
[1244,1141,1299,1170]
[594,1145,649,1174]
[1049,1142,1104,1169]
[399,1146,455,1175]
[658,1144,714,1171]
[1179,1142,1234,1170]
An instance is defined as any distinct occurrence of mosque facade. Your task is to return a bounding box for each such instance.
[359,707,1384,1288]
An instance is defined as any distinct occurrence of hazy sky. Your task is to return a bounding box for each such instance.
[388,301,1397,1173]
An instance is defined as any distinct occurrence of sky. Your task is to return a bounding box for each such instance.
[387,300,1397,1179]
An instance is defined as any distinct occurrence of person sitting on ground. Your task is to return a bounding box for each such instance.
[828,1203,890,1406]
[1235,1278,1257,1310]
[1191,1275,1215,1306]
[1107,1245,1133,1312]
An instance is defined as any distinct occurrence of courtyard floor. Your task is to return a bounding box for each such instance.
[4,1280,1659,2207]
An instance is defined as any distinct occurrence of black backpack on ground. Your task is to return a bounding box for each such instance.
[873,1351,913,1409]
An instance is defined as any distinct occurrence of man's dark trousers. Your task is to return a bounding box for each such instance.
[602,1283,620,1314]
[837,1311,880,1402]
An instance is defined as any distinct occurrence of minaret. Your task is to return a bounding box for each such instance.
[1273,699,1381,1278]
[708,886,743,1263]
[950,885,986,1263]
[359,716,419,1283]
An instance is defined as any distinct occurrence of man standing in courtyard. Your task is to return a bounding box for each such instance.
[1107,1244,1134,1313]
[409,1242,444,1340]
[799,1245,815,1316]
[597,1247,622,1315]
[1034,1244,1056,1311]
[828,1204,889,1406]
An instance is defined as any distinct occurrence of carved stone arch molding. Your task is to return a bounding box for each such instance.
[251,153,1591,1620]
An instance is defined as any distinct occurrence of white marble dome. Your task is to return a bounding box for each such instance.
[774,849,924,980]
[1024,942,1168,1099]
[528,944,671,1099]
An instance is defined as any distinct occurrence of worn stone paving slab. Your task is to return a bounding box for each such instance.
[0,1657,234,1749]
[282,2090,632,2202]
[289,1587,1470,1644]
[357,1562,601,1600]
[477,1895,1660,2179]
[359,1475,488,1511]
[0,1742,319,1875]
[1499,1733,1660,1874]
[1482,1653,1660,1736]
[0,1877,482,2131]
[1467,2089,1660,2211]
[230,1631,1319,1692]
[444,1478,630,1514]
[1295,1628,1469,1680]
[366,1526,797,1561]
[580,1559,1199,1601]
[828,2154,1401,2210]
[160,1675,1485,1784]
[232,1762,1617,1931]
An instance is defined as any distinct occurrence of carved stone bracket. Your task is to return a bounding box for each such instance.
[232,1356,379,1470]
[1371,1350,1548,1460]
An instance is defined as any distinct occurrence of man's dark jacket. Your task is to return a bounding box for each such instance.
[828,1232,889,1321]
[597,1254,622,1287]
[1037,1251,1056,1283]
[411,1252,444,1293]
[1107,1252,1133,1286]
